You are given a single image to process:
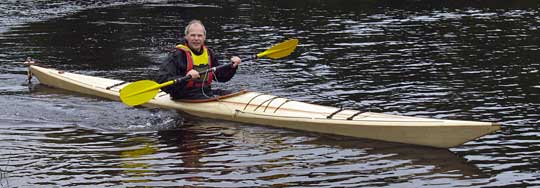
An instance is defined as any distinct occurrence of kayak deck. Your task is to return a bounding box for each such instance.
[29,65,501,148]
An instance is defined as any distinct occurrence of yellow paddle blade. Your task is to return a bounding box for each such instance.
[257,39,298,59]
[120,80,162,106]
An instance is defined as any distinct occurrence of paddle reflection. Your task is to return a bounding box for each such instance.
[120,137,158,183]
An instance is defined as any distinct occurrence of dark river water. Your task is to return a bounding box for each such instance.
[1,0,540,187]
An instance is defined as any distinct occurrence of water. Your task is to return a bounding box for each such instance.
[1,0,540,187]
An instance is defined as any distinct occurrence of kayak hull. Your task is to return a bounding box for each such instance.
[29,65,500,148]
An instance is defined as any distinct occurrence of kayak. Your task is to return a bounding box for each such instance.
[29,65,500,148]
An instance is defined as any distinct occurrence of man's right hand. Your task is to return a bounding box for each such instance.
[186,69,200,80]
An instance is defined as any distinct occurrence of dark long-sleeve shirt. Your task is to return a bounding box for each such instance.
[156,46,237,99]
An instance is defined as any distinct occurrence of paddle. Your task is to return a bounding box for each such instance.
[120,38,299,106]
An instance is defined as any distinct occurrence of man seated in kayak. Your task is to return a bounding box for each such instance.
[157,20,241,99]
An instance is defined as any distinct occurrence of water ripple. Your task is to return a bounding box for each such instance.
[1,1,540,187]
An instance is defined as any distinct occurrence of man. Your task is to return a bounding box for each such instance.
[157,20,241,99]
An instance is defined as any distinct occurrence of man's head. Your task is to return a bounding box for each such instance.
[184,20,206,52]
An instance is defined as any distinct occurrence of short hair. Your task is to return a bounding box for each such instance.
[184,19,206,36]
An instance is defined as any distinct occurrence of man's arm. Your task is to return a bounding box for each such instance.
[157,50,189,96]
[210,49,238,82]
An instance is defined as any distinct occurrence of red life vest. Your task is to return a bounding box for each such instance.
[175,44,214,88]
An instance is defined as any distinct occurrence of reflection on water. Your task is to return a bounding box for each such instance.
[1,0,540,187]
[120,137,158,183]
[0,119,492,187]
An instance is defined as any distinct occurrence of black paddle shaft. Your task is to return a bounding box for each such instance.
[173,55,258,83]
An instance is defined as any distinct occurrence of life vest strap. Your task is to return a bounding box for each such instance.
[175,45,213,89]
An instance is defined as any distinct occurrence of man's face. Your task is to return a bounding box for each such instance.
[185,23,206,52]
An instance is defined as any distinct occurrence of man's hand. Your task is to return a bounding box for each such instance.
[186,69,200,80]
[231,56,241,68]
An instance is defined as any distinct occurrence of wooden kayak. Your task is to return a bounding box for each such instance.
[29,65,501,148]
